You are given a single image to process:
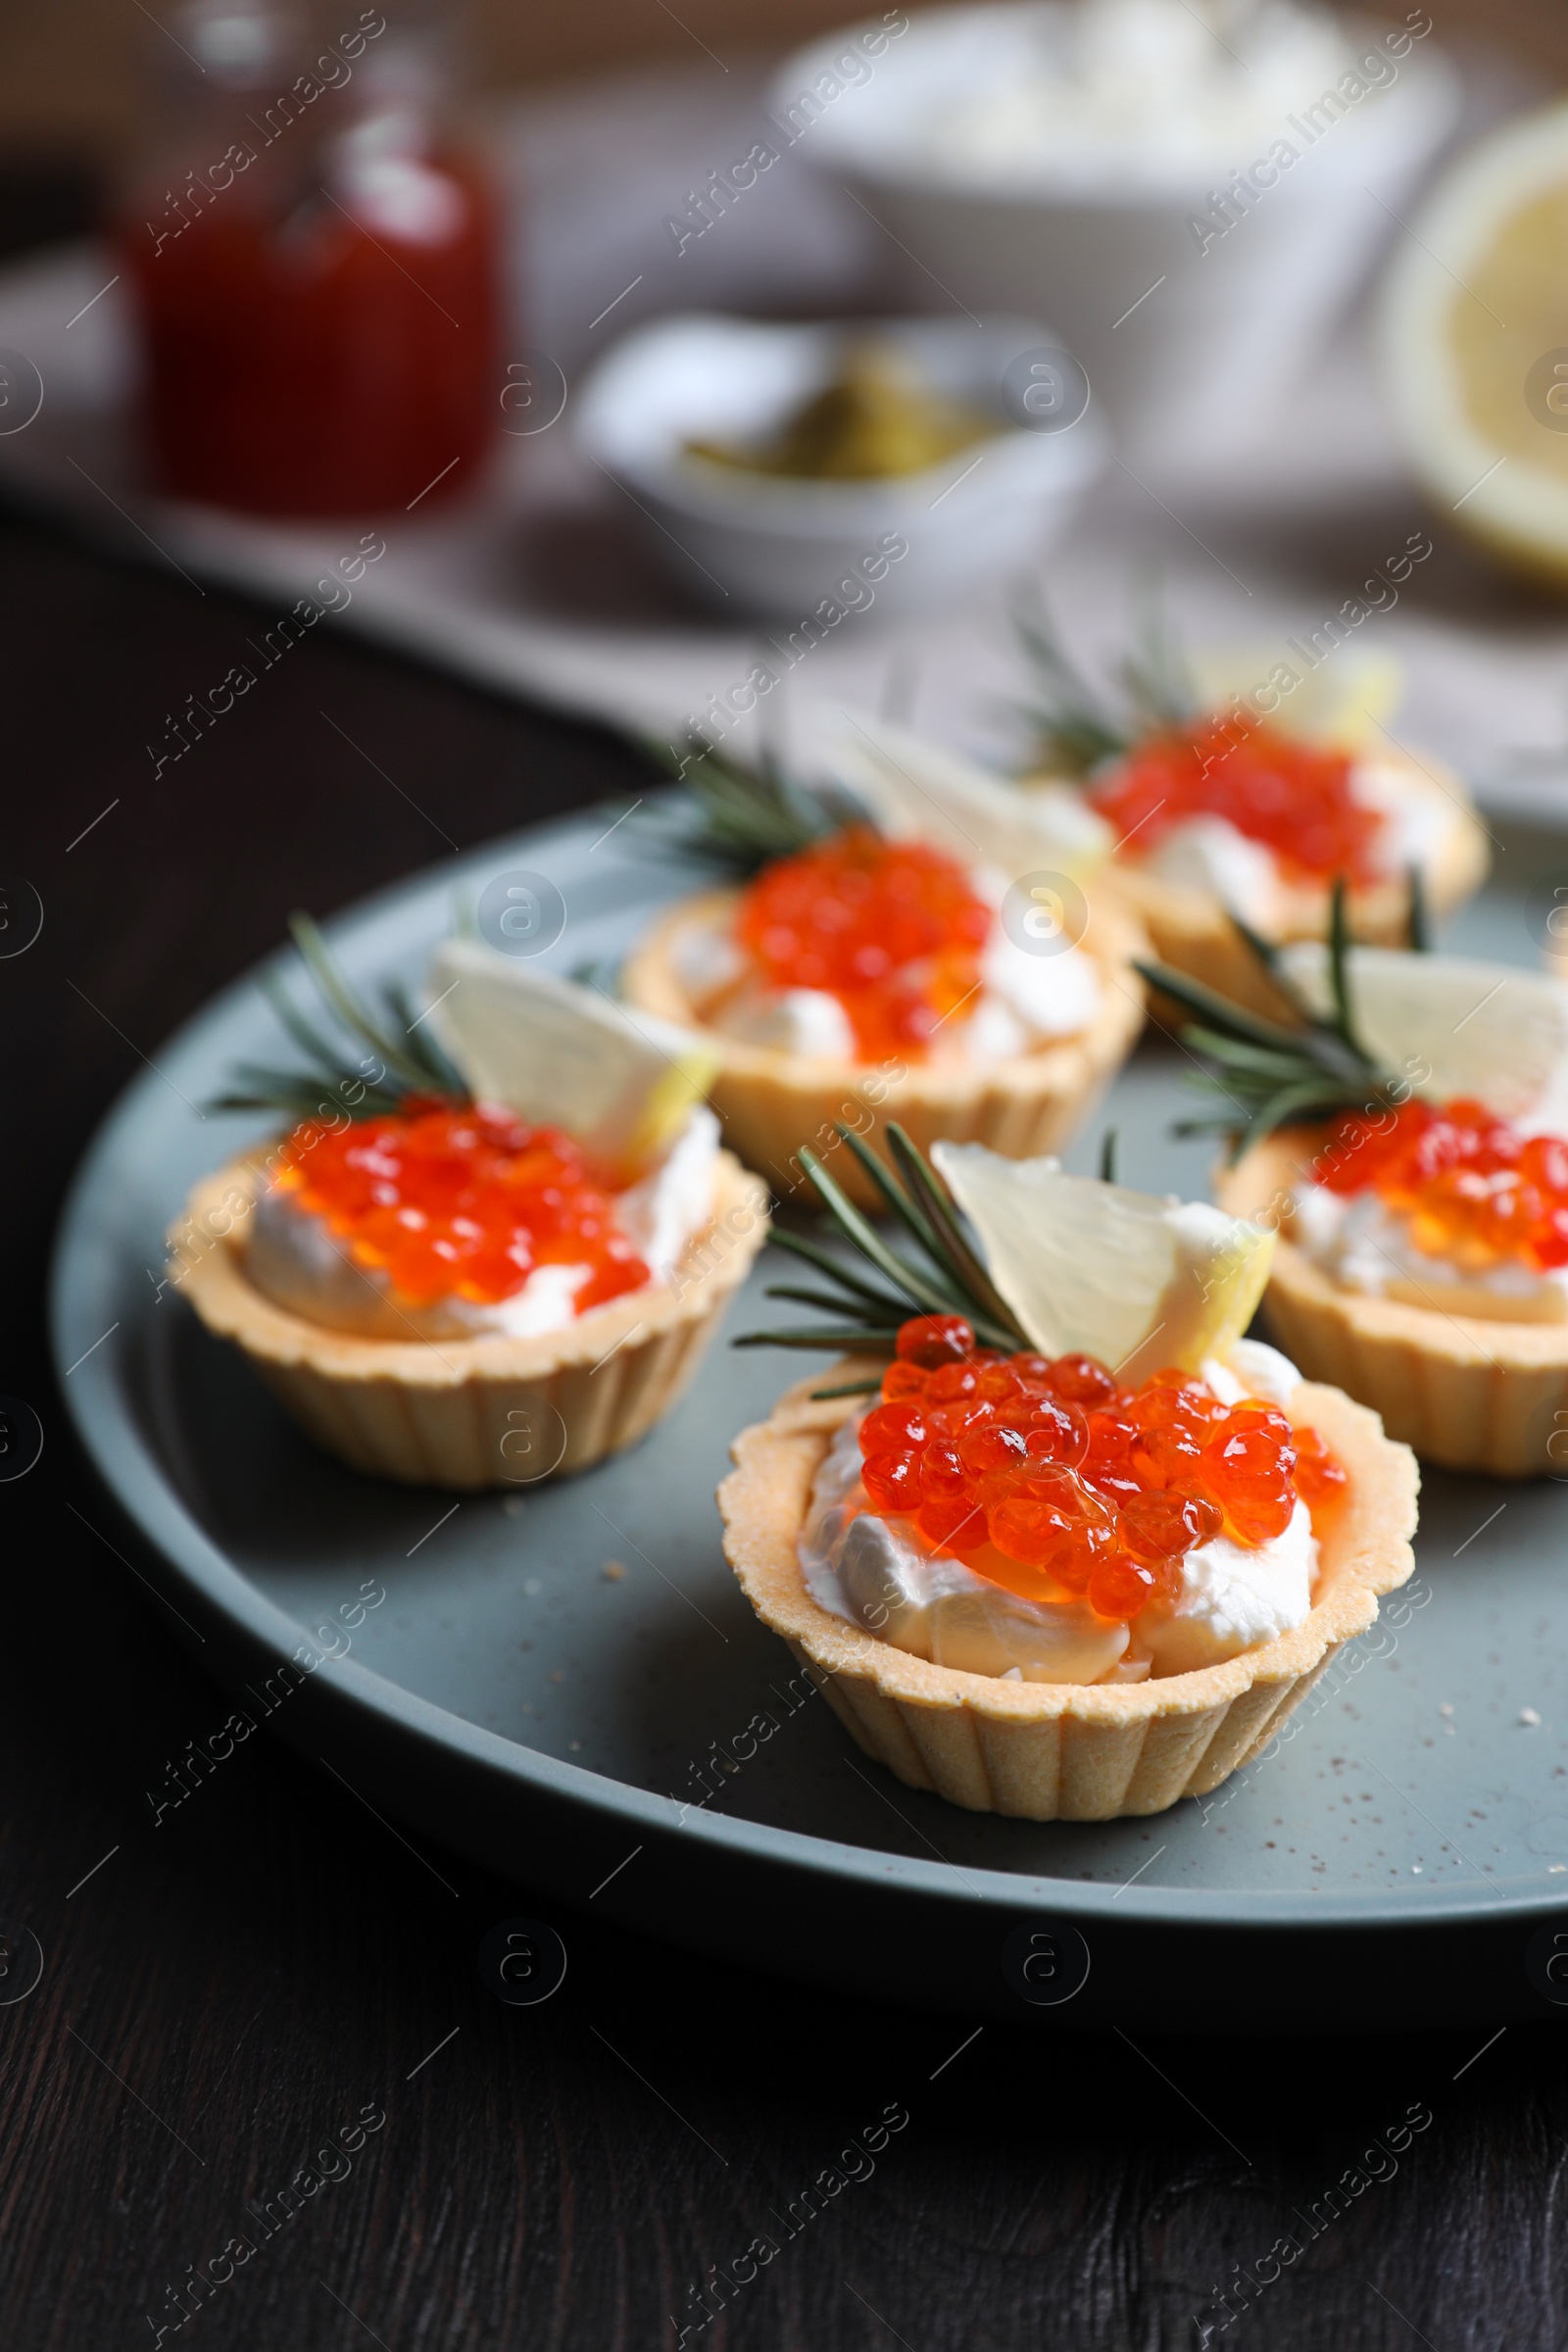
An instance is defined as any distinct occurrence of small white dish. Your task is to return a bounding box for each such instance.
[776,3,1461,471]
[573,312,1106,617]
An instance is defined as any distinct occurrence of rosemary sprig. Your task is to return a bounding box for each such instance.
[1138,879,1422,1159]
[636,730,866,877]
[1010,597,1131,779]
[1406,860,1432,955]
[1011,575,1198,779]
[735,1120,1028,1396]
[1120,564,1199,736]
[210,913,466,1120]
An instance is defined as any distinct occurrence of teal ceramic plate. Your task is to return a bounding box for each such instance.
[51,807,1568,2030]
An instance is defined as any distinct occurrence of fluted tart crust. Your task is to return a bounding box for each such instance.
[1217,1131,1568,1478]
[174,1150,767,1489]
[717,1362,1417,1821]
[1106,751,1490,1024]
[622,888,1148,1208]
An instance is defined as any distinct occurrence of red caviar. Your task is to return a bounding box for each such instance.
[856,1317,1345,1623]
[273,1098,651,1310]
[1089,711,1383,885]
[1313,1098,1568,1272]
[734,826,992,1060]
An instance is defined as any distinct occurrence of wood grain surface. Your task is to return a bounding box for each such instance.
[1,500,1563,2351]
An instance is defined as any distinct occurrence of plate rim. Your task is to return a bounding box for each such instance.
[48,808,1568,1938]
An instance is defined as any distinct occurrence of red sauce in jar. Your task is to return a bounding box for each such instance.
[120,146,499,516]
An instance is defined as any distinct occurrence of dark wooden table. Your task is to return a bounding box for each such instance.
[1,202,1563,2333]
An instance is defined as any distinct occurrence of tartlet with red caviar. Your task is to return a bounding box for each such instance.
[717,1123,1416,1819]
[622,740,1147,1209]
[1008,612,1490,1019]
[1156,907,1568,1477]
[172,919,766,1489]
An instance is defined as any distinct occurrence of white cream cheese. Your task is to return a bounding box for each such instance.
[603,1104,722,1281]
[671,921,747,1001]
[953,995,1032,1063]
[1291,1180,1568,1324]
[246,1105,720,1342]
[798,1411,1133,1684]
[1143,815,1289,928]
[1200,1336,1299,1407]
[922,0,1356,193]
[693,897,1102,1066]
[801,1342,1316,1683]
[1134,760,1456,915]
[977,926,1103,1043]
[713,986,858,1059]
[1140,1499,1316,1675]
[836,1508,1133,1682]
[1348,759,1453,872]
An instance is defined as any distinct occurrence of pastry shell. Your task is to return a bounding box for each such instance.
[1102,751,1490,1025]
[621,887,1148,1209]
[717,1363,1417,1821]
[1218,1132,1568,1479]
[172,1150,768,1490]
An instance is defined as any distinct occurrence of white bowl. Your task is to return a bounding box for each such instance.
[573,312,1106,617]
[775,4,1461,469]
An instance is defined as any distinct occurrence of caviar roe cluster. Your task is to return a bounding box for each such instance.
[1089,711,1383,886]
[274,1098,652,1310]
[856,1314,1347,1626]
[1315,1097,1568,1273]
[734,825,993,1060]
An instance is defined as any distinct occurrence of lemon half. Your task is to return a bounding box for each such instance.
[1379,100,1568,586]
[932,1142,1274,1389]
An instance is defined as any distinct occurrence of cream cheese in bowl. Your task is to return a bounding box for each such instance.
[902,0,1357,193]
[775,1,1459,469]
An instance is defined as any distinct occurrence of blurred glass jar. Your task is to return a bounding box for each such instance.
[116,0,501,516]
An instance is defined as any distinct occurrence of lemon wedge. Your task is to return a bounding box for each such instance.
[1189,647,1404,753]
[819,714,1112,883]
[931,1141,1274,1387]
[1278,943,1568,1126]
[428,939,717,1174]
[1378,99,1568,585]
